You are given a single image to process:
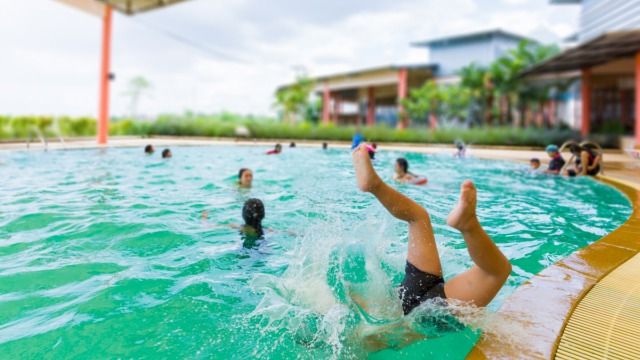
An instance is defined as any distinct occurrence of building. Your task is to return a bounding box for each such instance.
[282,29,535,128]
[526,0,640,146]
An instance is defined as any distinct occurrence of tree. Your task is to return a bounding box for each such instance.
[459,63,492,126]
[402,80,442,127]
[274,74,315,124]
[123,76,152,119]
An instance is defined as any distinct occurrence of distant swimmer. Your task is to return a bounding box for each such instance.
[529,158,541,171]
[161,148,172,159]
[393,158,428,185]
[144,144,155,155]
[290,142,296,148]
[454,140,466,158]
[266,143,282,155]
[238,168,253,188]
[322,142,328,150]
[544,144,564,175]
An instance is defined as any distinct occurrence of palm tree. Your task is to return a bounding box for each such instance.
[123,76,152,119]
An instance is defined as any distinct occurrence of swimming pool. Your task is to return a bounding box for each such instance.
[0,145,631,359]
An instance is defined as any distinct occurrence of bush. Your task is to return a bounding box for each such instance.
[0,114,615,148]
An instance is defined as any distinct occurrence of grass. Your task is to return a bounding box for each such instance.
[0,114,617,148]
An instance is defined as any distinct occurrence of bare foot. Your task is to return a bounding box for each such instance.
[352,144,381,192]
[447,180,480,233]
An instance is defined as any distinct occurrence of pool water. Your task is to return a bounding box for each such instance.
[0,145,631,359]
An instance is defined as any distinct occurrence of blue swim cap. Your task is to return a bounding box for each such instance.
[545,144,559,152]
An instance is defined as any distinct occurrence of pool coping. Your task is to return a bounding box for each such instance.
[466,175,640,360]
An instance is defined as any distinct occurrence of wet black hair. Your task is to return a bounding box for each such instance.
[144,144,154,154]
[455,140,465,151]
[161,148,171,158]
[275,143,282,149]
[568,143,583,156]
[396,158,409,173]
[242,198,265,237]
[238,168,249,180]
[530,158,540,164]
[289,142,296,148]
[322,142,328,150]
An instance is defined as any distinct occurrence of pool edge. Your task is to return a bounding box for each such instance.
[467,175,640,360]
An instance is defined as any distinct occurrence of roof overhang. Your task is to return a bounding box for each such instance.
[55,0,190,16]
[522,30,640,77]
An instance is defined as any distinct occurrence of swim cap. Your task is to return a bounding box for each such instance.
[545,144,559,152]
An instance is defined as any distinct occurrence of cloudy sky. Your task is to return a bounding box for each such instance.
[0,0,580,117]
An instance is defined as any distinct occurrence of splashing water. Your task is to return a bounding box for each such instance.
[0,146,631,359]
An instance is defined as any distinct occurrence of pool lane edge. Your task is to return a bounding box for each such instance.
[467,175,640,360]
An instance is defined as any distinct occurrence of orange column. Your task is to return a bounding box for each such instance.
[366,87,376,126]
[322,83,331,125]
[397,68,408,129]
[97,5,113,145]
[635,52,640,145]
[581,68,591,137]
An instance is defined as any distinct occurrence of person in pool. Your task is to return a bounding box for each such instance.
[290,142,296,148]
[544,144,565,175]
[563,143,601,177]
[352,144,511,316]
[394,158,428,185]
[322,142,328,150]
[266,143,282,155]
[201,198,266,247]
[162,148,172,159]
[144,144,155,155]
[530,158,541,171]
[238,168,253,188]
[454,141,466,158]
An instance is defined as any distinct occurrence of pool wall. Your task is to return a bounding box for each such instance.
[467,175,640,359]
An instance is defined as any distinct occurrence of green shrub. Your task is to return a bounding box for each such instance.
[0,114,613,148]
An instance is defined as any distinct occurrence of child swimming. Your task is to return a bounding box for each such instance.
[144,144,155,155]
[352,144,511,315]
[238,168,253,188]
[161,148,172,159]
[266,144,282,155]
[393,158,428,185]
[529,158,541,171]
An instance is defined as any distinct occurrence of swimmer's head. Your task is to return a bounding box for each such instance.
[322,142,328,150]
[289,142,296,148]
[455,140,465,151]
[144,144,154,155]
[161,148,172,159]
[275,143,282,152]
[242,198,265,235]
[568,143,583,156]
[395,158,409,174]
[238,168,253,188]
[530,158,541,170]
[545,144,559,157]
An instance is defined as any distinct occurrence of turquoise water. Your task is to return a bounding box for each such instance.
[0,145,631,359]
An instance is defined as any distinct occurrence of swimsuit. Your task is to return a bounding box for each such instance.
[399,262,446,315]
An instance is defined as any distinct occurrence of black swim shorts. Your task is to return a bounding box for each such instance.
[399,261,446,315]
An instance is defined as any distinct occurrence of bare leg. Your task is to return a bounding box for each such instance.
[444,181,511,307]
[352,144,442,276]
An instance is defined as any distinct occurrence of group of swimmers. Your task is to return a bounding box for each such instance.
[530,141,602,177]
[144,144,172,159]
[140,137,511,328]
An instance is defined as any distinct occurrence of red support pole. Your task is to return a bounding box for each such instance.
[581,68,591,137]
[635,52,640,146]
[397,68,408,129]
[322,83,331,125]
[366,87,376,126]
[97,4,113,145]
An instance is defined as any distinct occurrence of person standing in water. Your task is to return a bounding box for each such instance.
[238,168,253,188]
[352,144,511,315]
[394,158,428,185]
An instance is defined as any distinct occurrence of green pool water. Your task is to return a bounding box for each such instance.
[0,145,632,359]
